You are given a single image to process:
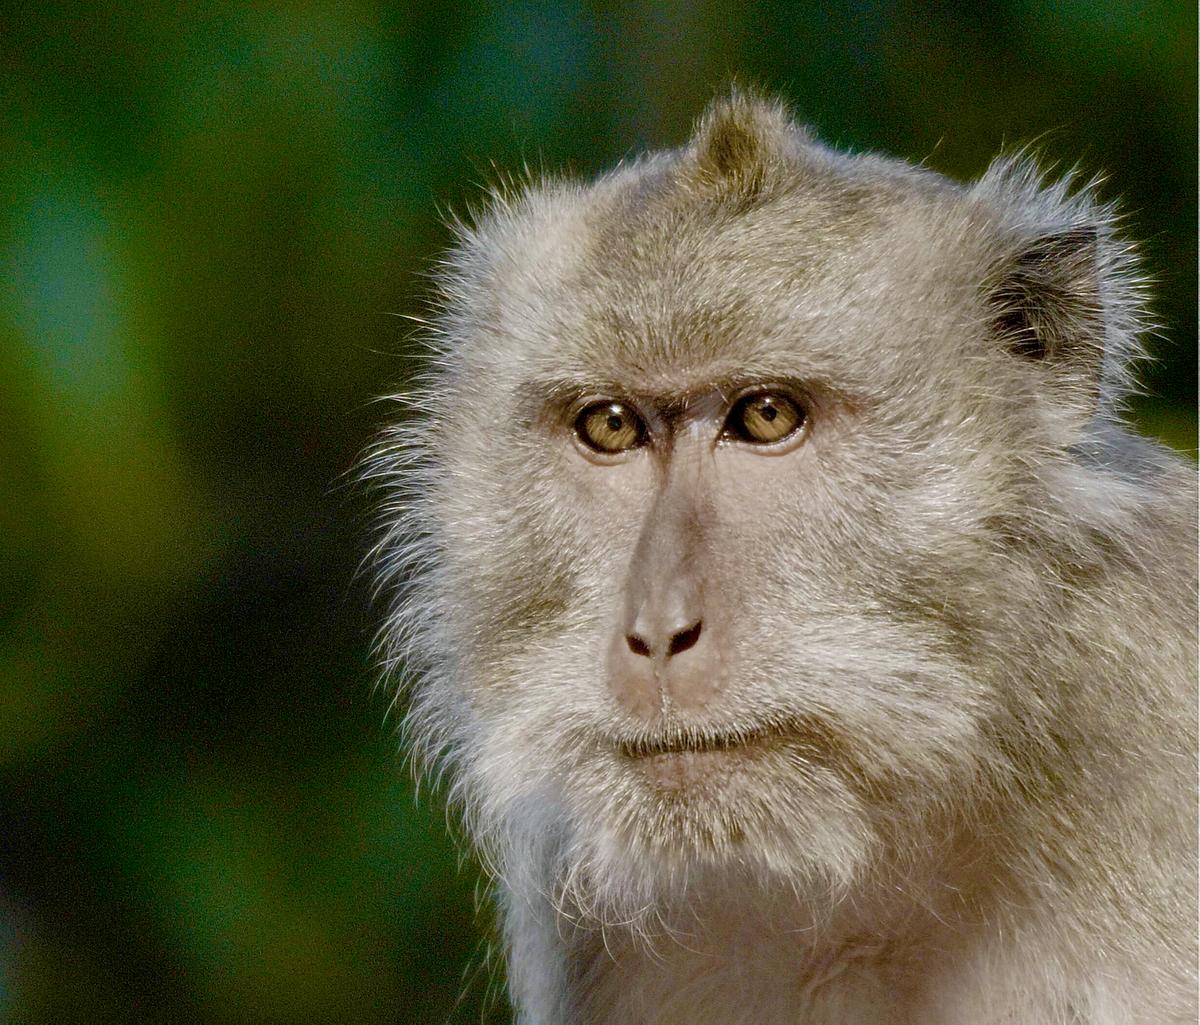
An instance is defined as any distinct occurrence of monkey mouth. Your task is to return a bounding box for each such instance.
[617,725,778,760]
[612,717,837,789]
[615,728,781,790]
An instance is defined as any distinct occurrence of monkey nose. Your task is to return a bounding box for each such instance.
[610,611,719,718]
[626,619,703,661]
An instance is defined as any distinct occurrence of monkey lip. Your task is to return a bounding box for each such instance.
[617,726,777,760]
[613,717,836,789]
[615,729,780,790]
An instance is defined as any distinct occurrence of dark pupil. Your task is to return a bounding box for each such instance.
[759,402,777,421]
[606,413,623,432]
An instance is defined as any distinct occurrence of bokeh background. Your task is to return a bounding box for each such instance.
[0,3,1194,1023]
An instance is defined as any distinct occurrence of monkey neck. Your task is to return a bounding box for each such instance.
[563,882,954,1025]
[553,828,1017,1025]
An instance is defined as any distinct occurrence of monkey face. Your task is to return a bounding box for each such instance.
[399,201,1016,908]
[382,102,1119,910]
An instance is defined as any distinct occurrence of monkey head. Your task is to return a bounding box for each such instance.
[372,93,1149,921]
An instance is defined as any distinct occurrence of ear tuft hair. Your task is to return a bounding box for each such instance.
[685,90,801,204]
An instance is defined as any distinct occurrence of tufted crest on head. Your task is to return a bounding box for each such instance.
[680,90,806,205]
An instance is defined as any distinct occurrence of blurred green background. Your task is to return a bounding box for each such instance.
[0,3,1194,1023]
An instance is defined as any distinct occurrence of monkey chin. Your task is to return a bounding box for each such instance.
[556,765,877,928]
[551,727,879,917]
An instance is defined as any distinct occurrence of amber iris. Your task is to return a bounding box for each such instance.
[725,392,805,444]
[575,401,646,453]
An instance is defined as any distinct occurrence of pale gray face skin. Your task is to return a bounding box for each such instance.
[373,95,1194,940]
[581,384,809,725]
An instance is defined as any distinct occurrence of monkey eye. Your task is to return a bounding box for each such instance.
[574,401,647,454]
[723,391,806,445]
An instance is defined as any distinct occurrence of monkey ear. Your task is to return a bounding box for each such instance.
[986,225,1109,413]
[973,157,1148,422]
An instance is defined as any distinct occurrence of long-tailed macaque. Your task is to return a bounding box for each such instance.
[369,92,1198,1024]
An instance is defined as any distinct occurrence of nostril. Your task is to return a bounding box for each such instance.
[626,633,652,658]
[667,620,702,657]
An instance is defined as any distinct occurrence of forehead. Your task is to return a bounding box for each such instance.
[469,154,984,397]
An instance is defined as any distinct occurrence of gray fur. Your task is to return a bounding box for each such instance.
[367,91,1198,1024]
